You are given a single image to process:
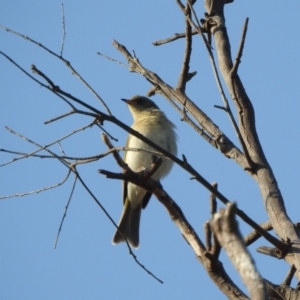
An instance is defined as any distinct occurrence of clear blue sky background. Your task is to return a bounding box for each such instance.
[1,1,300,299]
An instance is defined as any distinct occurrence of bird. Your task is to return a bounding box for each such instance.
[112,95,177,248]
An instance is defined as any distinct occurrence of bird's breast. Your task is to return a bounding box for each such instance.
[125,119,176,180]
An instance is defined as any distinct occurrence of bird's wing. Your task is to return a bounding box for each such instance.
[122,179,128,205]
[142,192,152,209]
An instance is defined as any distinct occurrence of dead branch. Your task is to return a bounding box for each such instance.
[281,265,296,287]
[203,0,300,278]
[54,174,77,249]
[60,3,66,57]
[265,279,300,300]
[176,1,193,92]
[152,29,199,46]
[211,202,268,299]
[0,25,111,115]
[244,220,272,246]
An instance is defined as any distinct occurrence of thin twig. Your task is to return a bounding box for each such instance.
[44,109,98,124]
[54,174,77,249]
[3,126,69,167]
[95,123,118,142]
[97,52,128,67]
[185,2,211,51]
[214,105,226,111]
[30,64,108,120]
[0,51,73,107]
[0,169,71,200]
[0,122,95,167]
[176,2,193,92]
[244,221,272,246]
[60,3,66,57]
[0,25,112,114]
[58,142,68,162]
[281,265,296,287]
[1,142,174,172]
[231,18,249,77]
[153,29,198,46]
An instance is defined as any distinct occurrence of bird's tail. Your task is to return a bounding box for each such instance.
[112,199,141,248]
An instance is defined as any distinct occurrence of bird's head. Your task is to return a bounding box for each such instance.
[121,96,160,119]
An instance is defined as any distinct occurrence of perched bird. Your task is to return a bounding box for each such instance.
[112,95,177,248]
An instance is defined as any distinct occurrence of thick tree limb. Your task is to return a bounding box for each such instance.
[204,0,300,279]
[265,279,300,300]
[211,202,268,299]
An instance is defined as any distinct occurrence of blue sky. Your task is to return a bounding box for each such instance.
[1,1,300,299]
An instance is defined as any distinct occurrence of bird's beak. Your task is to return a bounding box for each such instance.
[121,98,129,104]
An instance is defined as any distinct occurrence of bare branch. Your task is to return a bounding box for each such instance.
[211,202,268,299]
[256,246,284,259]
[231,18,249,77]
[281,265,296,287]
[54,174,77,249]
[265,279,300,299]
[0,169,71,200]
[97,51,127,67]
[204,0,300,278]
[176,2,193,92]
[210,182,217,217]
[0,51,85,111]
[204,222,212,252]
[0,25,112,114]
[0,122,95,167]
[153,29,199,46]
[60,3,66,57]
[244,221,272,246]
